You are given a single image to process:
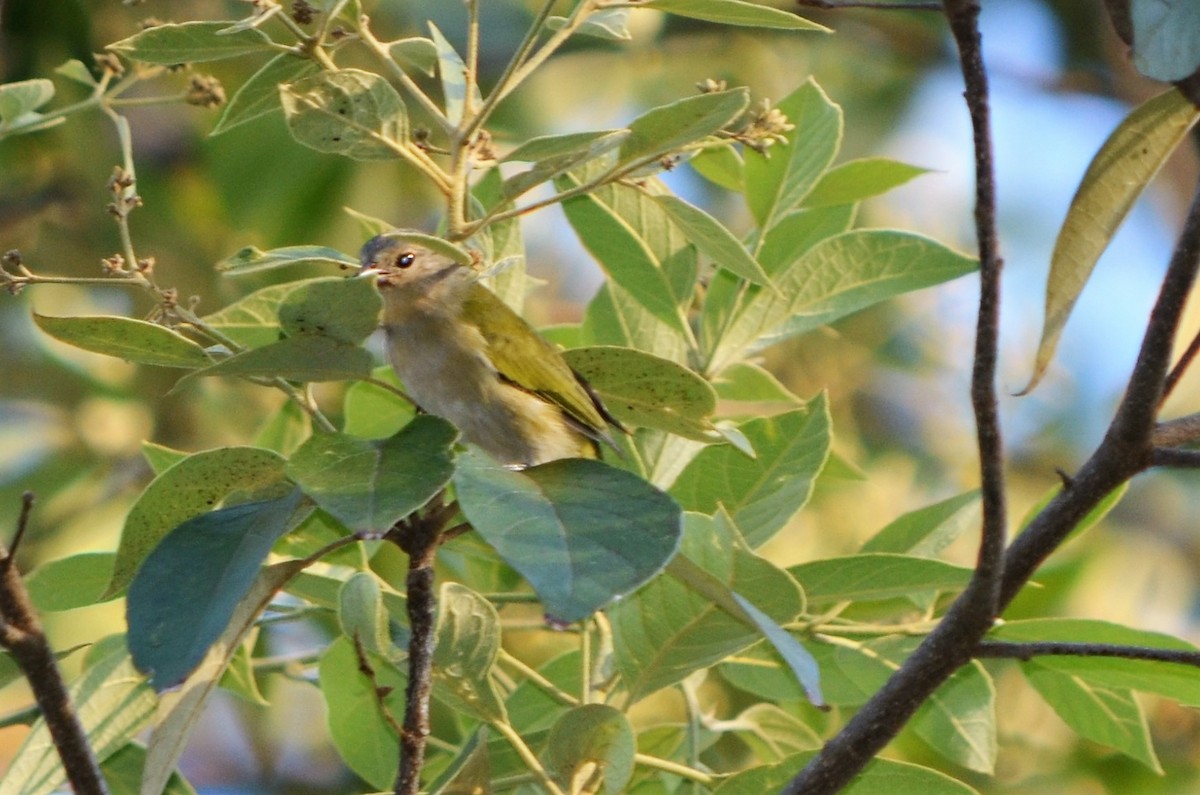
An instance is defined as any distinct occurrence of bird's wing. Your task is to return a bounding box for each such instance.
[463,284,612,438]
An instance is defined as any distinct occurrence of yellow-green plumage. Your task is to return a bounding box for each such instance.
[360,232,621,467]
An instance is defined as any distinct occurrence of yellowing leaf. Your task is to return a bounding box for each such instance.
[1022,88,1200,394]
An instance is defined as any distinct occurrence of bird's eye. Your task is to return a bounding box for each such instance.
[396,252,416,269]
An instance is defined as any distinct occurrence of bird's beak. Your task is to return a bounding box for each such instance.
[357,266,382,279]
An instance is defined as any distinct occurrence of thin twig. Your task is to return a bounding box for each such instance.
[1161,326,1200,403]
[975,640,1200,666]
[353,634,406,739]
[0,495,110,795]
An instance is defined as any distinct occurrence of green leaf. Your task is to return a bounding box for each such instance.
[563,346,718,441]
[211,53,321,135]
[713,752,981,795]
[454,449,682,622]
[428,22,480,126]
[127,489,306,689]
[427,727,491,795]
[744,79,842,232]
[25,552,117,612]
[338,572,390,655]
[185,334,374,382]
[988,619,1200,704]
[619,88,750,167]
[1131,0,1200,81]
[641,0,829,31]
[280,69,408,160]
[0,79,54,125]
[141,441,189,475]
[320,636,408,790]
[0,642,156,795]
[802,157,930,208]
[610,512,802,701]
[432,583,507,722]
[200,281,305,347]
[1025,666,1161,771]
[861,490,981,556]
[652,194,772,286]
[689,145,745,192]
[721,703,821,762]
[671,397,831,547]
[709,230,977,372]
[712,361,804,405]
[286,417,458,533]
[1021,87,1200,393]
[548,9,632,41]
[277,275,381,343]
[99,743,196,795]
[581,282,689,363]
[343,365,416,439]
[108,21,274,64]
[501,130,630,201]
[33,314,210,369]
[108,446,288,595]
[390,37,438,76]
[54,59,97,87]
[252,399,311,455]
[790,553,972,605]
[215,244,359,275]
[911,661,996,773]
[544,705,635,795]
[142,560,310,795]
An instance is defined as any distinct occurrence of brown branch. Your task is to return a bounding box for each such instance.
[0,494,110,795]
[1152,413,1200,447]
[975,640,1200,666]
[1149,447,1200,468]
[1161,326,1200,403]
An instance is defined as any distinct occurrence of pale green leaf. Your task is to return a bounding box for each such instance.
[1131,0,1200,81]
[277,275,381,343]
[548,9,632,41]
[544,705,635,795]
[642,0,829,31]
[211,53,320,135]
[390,37,438,76]
[25,552,117,612]
[619,88,749,167]
[34,314,210,369]
[652,193,772,286]
[790,553,972,605]
[215,244,358,275]
[432,583,507,722]
[428,22,479,125]
[0,79,54,125]
[108,22,274,64]
[802,157,930,208]
[280,69,408,160]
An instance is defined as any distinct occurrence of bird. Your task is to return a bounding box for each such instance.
[358,231,624,467]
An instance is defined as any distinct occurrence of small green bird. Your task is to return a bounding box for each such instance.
[359,231,623,467]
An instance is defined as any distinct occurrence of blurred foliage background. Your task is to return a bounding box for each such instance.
[1,1,1199,792]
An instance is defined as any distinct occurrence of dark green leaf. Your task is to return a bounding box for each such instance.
[127,489,306,689]
[185,334,374,382]
[108,22,274,64]
[544,705,635,795]
[280,69,408,160]
[34,314,210,369]
[211,53,321,135]
[861,490,981,556]
[790,553,972,605]
[25,552,117,611]
[277,275,381,343]
[286,417,458,533]
[454,450,682,622]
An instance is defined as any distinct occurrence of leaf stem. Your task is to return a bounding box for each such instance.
[357,22,454,135]
[492,719,567,795]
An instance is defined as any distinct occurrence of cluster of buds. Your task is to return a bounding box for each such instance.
[185,74,226,108]
[737,98,794,154]
[471,130,497,164]
[92,52,125,78]
[696,77,728,94]
[292,0,317,25]
[1,250,26,295]
[106,166,142,220]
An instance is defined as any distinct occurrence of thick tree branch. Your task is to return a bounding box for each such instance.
[0,494,109,795]
[976,640,1200,666]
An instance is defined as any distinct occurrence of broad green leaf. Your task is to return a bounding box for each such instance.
[652,194,772,286]
[619,88,750,167]
[610,512,802,701]
[108,446,288,595]
[563,345,718,441]
[184,334,374,382]
[338,571,390,655]
[211,53,320,135]
[802,157,930,208]
[343,365,416,439]
[34,314,210,369]
[286,417,457,533]
[427,727,491,795]
[142,560,309,795]
[790,553,972,605]
[252,398,311,455]
[720,703,821,762]
[548,9,632,41]
[910,661,996,774]
[99,743,196,795]
[709,230,977,373]
[320,636,408,790]
[277,275,381,343]
[544,705,635,795]
[1025,666,1161,771]
[472,168,529,311]
[200,281,308,348]
[390,37,438,76]
[280,69,408,160]
[1131,0,1200,81]
[432,583,506,722]
[988,619,1200,704]
[712,361,804,405]
[25,552,117,611]
[642,0,829,31]
[0,642,156,795]
[0,79,53,125]
[745,80,842,232]
[501,130,630,201]
[689,145,745,192]
[723,635,893,706]
[560,179,689,335]
[454,449,682,622]
[127,489,306,689]
[713,752,980,795]
[429,22,480,126]
[1022,88,1200,393]
[861,490,981,556]
[671,396,831,547]
[108,22,274,64]
[581,282,689,363]
[215,244,358,275]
